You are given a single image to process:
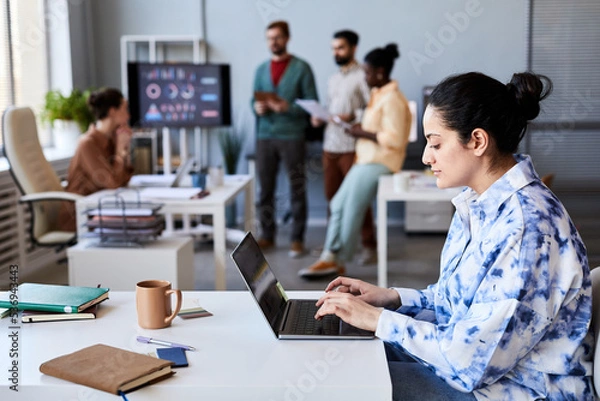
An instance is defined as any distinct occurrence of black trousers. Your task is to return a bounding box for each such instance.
[256,138,306,243]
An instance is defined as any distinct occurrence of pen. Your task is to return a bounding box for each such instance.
[136,336,196,351]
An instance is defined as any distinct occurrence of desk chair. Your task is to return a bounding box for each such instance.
[2,106,82,250]
[590,267,600,397]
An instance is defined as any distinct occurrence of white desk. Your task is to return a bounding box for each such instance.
[377,174,461,287]
[0,291,391,400]
[76,175,255,290]
[68,237,194,290]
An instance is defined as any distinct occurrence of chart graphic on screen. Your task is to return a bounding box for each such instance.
[128,63,231,128]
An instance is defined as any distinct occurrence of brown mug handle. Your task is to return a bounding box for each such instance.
[164,289,182,325]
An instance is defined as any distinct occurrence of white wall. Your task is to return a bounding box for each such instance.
[76,0,529,219]
[86,0,527,155]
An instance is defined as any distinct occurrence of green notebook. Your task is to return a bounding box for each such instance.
[0,283,109,314]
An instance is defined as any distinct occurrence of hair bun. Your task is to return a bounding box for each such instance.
[507,72,552,121]
[384,43,400,60]
[87,91,99,108]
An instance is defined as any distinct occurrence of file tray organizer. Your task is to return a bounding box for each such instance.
[83,189,165,247]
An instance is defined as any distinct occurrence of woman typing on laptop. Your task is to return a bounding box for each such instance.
[59,88,134,231]
[315,72,593,400]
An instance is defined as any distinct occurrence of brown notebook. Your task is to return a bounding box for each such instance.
[40,344,174,394]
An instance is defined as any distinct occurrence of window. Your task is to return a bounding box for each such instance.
[0,0,50,148]
[529,0,600,126]
[525,0,600,192]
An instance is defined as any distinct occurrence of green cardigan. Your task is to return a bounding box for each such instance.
[251,55,318,140]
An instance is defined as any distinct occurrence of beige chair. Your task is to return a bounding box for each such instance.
[2,106,82,249]
[590,267,600,397]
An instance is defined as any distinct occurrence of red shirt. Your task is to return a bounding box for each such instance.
[270,57,290,87]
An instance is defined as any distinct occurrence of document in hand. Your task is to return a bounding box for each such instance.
[0,283,109,313]
[40,344,174,394]
[295,99,330,121]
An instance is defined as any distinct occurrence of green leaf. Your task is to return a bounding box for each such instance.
[41,88,95,133]
[218,129,245,174]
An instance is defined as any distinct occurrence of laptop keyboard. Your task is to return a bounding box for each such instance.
[289,300,340,335]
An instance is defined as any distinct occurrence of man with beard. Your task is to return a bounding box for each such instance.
[311,30,375,265]
[251,20,318,258]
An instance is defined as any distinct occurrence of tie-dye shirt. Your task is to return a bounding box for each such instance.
[376,154,594,400]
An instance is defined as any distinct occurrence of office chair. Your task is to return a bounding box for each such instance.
[2,106,82,250]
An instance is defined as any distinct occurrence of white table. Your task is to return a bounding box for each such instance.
[76,175,255,290]
[0,291,391,400]
[68,237,194,290]
[377,174,461,288]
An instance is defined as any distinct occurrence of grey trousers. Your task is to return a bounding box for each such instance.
[256,138,307,243]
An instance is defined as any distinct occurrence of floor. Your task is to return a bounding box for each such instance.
[6,192,600,293]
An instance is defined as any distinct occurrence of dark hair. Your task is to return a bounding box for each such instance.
[267,20,290,38]
[364,43,400,75]
[87,88,124,120]
[333,30,359,47]
[427,72,552,154]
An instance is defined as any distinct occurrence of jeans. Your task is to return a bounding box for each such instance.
[385,343,478,401]
[324,163,390,263]
[322,151,376,249]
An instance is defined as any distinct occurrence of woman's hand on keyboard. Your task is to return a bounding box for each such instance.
[323,276,401,310]
[314,291,382,332]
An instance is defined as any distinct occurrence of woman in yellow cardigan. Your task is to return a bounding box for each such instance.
[300,43,411,278]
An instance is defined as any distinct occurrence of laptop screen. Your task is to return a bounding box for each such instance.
[231,233,287,334]
[171,158,196,187]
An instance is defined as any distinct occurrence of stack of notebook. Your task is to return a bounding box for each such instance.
[0,283,110,323]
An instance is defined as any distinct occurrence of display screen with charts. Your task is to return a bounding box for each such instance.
[128,62,231,128]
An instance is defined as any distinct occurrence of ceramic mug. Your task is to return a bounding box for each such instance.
[208,166,224,187]
[136,280,182,329]
[393,172,411,192]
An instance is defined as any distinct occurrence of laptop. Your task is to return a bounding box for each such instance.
[231,232,375,340]
[129,158,195,188]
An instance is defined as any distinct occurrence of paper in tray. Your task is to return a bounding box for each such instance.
[86,215,165,229]
[89,225,164,242]
[86,201,162,217]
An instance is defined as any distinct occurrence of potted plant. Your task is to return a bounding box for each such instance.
[219,128,244,176]
[42,88,94,152]
[219,129,245,227]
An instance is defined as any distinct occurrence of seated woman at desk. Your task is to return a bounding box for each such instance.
[59,88,134,231]
[315,72,593,400]
[299,43,411,278]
